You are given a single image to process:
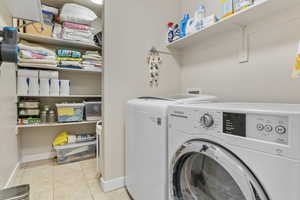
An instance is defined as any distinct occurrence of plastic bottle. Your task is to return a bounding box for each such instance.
[167,22,174,43]
[180,14,190,38]
[194,5,206,30]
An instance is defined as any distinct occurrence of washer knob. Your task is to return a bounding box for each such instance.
[200,113,214,128]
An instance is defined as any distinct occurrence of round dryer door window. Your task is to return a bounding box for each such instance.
[171,140,269,200]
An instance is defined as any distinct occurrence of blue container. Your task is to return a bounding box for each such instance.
[56,103,84,122]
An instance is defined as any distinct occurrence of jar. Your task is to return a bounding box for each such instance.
[48,110,56,123]
[41,111,47,123]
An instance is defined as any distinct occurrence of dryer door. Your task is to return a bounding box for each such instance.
[170,140,269,200]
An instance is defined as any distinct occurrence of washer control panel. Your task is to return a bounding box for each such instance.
[246,114,289,145]
[198,111,222,133]
[197,111,289,145]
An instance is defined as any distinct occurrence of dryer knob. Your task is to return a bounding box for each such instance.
[200,113,214,128]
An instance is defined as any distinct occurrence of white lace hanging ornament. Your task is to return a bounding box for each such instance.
[147,49,162,88]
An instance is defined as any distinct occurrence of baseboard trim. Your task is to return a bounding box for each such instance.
[4,162,20,188]
[22,152,56,163]
[100,176,125,192]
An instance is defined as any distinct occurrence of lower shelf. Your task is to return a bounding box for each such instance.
[17,120,101,129]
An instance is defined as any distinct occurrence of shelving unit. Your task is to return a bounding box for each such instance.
[16,2,103,163]
[18,95,102,98]
[166,0,298,50]
[17,120,100,129]
[19,33,101,51]
[18,64,103,73]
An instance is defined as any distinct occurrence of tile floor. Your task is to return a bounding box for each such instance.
[9,159,131,200]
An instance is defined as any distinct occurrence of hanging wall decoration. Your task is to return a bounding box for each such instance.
[291,41,300,78]
[147,48,162,88]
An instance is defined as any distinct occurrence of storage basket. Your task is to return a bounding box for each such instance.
[84,101,102,121]
[54,141,96,164]
[56,103,84,122]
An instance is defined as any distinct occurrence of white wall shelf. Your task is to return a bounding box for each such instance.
[19,33,101,51]
[166,0,298,50]
[17,120,100,129]
[18,64,103,73]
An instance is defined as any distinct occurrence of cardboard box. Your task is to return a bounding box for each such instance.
[25,23,53,37]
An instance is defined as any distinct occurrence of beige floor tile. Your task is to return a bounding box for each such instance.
[82,168,98,181]
[22,159,54,171]
[79,159,97,168]
[54,183,93,200]
[87,178,103,195]
[9,158,115,200]
[108,189,131,200]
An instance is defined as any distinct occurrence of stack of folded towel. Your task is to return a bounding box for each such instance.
[18,41,57,68]
[81,51,103,71]
[57,49,82,69]
[62,22,94,44]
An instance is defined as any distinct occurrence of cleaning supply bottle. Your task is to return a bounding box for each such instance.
[173,24,180,40]
[194,5,206,30]
[180,14,190,38]
[167,22,174,43]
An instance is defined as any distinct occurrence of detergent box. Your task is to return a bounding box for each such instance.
[220,0,234,18]
[234,0,254,12]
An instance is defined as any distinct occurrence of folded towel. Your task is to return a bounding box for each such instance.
[18,41,56,57]
[20,50,56,60]
[57,57,82,61]
[57,49,81,58]
[19,58,58,65]
[63,22,92,31]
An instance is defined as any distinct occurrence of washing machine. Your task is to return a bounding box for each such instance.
[168,103,300,200]
[126,95,216,200]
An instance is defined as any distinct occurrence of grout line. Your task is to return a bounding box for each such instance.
[79,161,95,200]
[52,160,55,200]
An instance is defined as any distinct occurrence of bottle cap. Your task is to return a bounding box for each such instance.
[168,22,174,28]
[197,5,205,10]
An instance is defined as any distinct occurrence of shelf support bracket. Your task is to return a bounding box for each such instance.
[239,25,249,63]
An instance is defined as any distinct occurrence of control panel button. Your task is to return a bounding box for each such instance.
[200,113,214,128]
[256,123,264,131]
[264,125,273,132]
[275,125,286,135]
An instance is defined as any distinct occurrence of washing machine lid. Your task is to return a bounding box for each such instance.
[138,94,217,103]
[170,140,270,200]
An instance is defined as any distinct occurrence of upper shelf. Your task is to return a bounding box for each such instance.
[166,0,298,49]
[18,33,101,51]
[18,64,103,73]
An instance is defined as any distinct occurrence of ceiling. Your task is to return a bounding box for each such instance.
[41,0,103,16]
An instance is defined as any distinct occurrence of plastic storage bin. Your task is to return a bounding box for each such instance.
[0,184,30,200]
[54,141,96,164]
[56,103,84,122]
[84,101,102,121]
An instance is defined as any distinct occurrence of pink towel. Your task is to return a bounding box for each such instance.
[63,22,91,31]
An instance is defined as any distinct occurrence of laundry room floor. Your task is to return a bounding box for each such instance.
[9,159,130,200]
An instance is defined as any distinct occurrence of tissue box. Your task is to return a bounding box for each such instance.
[50,79,60,96]
[40,78,50,96]
[28,77,39,96]
[60,80,70,96]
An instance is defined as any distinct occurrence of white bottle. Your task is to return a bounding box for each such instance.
[194,5,206,30]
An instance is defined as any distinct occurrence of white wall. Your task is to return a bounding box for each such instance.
[180,1,300,103]
[103,0,181,181]
[0,5,19,187]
